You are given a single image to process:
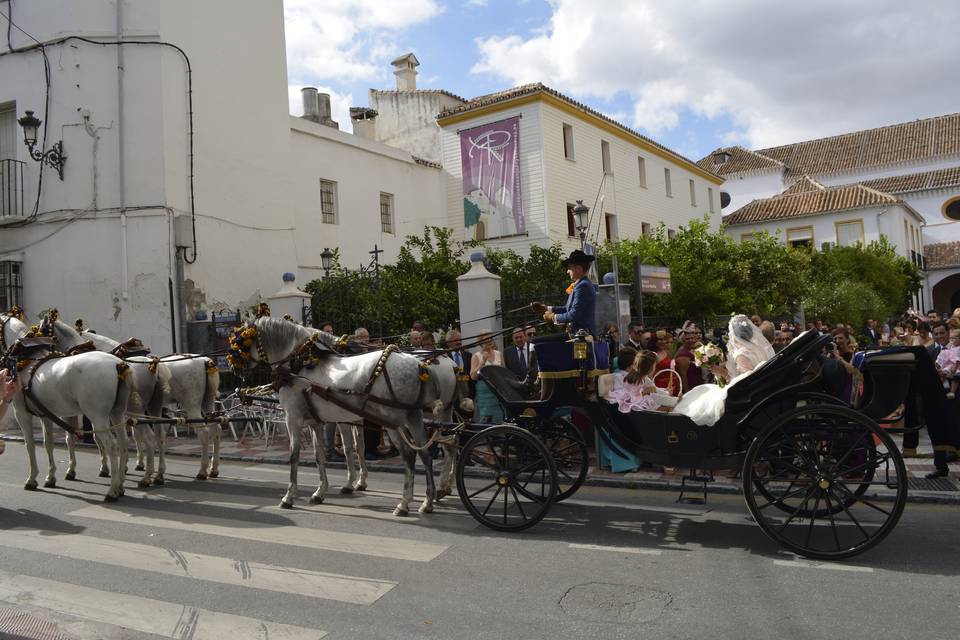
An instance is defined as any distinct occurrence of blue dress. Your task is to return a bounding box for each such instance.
[473,352,505,424]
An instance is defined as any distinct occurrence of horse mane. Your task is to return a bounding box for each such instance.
[50,318,120,351]
[255,316,315,355]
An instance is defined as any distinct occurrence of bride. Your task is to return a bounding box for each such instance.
[672,314,775,426]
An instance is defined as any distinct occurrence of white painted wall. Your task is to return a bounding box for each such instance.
[725,204,920,259]
[369,90,466,164]
[718,170,785,217]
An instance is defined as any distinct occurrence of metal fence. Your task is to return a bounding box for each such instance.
[0,159,25,218]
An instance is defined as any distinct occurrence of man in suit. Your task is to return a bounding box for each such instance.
[862,318,881,348]
[504,327,533,380]
[625,321,645,350]
[532,249,598,337]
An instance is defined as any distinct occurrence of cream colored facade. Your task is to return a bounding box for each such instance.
[437,91,724,255]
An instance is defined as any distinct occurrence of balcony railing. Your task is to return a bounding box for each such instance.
[0,159,25,218]
[910,250,927,271]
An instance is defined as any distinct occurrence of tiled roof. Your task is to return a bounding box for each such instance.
[859,166,960,194]
[723,184,901,226]
[695,146,784,176]
[925,242,960,269]
[412,155,442,169]
[437,82,719,180]
[756,112,960,177]
[781,175,826,195]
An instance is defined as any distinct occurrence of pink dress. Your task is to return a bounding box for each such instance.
[936,346,960,375]
[607,376,661,413]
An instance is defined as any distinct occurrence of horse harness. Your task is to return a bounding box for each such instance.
[11,338,85,437]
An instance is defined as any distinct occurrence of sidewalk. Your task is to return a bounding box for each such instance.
[3,423,959,504]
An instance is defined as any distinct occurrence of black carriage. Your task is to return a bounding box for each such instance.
[454,330,959,560]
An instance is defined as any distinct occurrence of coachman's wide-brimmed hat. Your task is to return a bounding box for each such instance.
[561,249,596,267]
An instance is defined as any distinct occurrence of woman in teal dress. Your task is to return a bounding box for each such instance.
[470,331,505,424]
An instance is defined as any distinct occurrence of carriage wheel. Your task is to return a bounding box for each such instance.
[539,417,589,501]
[743,405,907,560]
[456,425,558,532]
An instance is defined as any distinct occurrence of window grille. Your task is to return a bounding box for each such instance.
[0,261,23,311]
[320,179,337,224]
[380,192,394,234]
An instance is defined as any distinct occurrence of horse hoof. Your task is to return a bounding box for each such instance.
[98,470,110,478]
[137,480,151,489]
[393,506,409,517]
[419,503,434,514]
[195,473,207,481]
[209,470,219,478]
[339,486,354,495]
[309,495,324,505]
[43,479,56,489]
[118,487,125,496]
[355,482,367,491]
[153,477,165,486]
[104,494,119,503]
[135,464,145,472]
[65,471,77,481]
[279,500,294,510]
[24,481,38,491]
[435,488,450,501]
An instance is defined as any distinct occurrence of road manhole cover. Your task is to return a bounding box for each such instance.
[559,582,673,624]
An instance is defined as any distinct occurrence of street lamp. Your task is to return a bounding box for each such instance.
[320,247,333,277]
[572,200,589,249]
[17,110,66,180]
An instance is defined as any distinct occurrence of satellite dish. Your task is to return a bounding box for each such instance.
[720,191,731,209]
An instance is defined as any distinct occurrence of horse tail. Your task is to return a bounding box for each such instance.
[147,362,172,416]
[112,363,134,421]
[202,359,220,415]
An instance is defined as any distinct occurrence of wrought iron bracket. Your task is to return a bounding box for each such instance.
[27,140,66,181]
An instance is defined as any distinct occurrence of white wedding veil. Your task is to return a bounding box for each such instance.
[726,314,776,378]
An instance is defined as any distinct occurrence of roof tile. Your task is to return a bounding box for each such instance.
[925,241,960,269]
[723,184,900,226]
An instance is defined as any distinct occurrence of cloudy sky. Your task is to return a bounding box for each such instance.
[284,0,960,160]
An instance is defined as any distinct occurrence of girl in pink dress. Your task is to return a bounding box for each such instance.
[936,329,960,398]
[607,350,664,413]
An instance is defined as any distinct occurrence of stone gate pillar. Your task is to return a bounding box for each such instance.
[268,272,312,324]
[457,251,502,350]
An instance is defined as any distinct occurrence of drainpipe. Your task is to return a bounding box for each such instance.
[116,0,129,304]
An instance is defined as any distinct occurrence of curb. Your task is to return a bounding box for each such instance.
[4,435,960,506]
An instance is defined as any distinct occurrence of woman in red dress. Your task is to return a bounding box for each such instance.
[652,329,680,395]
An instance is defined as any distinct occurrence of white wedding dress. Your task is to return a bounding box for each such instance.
[672,315,776,426]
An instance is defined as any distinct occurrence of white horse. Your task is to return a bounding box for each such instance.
[9,338,133,500]
[57,323,220,482]
[232,316,436,515]
[41,313,171,487]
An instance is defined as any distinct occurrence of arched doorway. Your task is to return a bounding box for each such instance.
[932,272,960,313]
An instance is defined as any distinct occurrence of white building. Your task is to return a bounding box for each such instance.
[702,113,960,311]
[0,0,444,351]
[365,70,724,256]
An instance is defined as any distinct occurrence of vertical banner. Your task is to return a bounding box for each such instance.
[460,116,524,241]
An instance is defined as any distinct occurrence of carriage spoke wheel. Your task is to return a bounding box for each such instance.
[538,417,589,501]
[456,425,558,532]
[743,405,906,560]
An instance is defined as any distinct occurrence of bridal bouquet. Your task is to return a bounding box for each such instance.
[694,343,727,387]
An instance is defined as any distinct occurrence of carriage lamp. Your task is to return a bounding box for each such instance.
[572,200,589,248]
[572,329,589,361]
[320,247,333,277]
[18,110,66,180]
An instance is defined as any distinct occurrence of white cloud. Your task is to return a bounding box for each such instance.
[472,0,960,150]
[283,0,441,88]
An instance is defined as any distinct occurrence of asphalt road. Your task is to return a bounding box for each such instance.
[0,445,958,639]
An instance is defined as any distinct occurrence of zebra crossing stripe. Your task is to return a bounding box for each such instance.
[0,571,326,639]
[0,529,396,605]
[68,504,449,562]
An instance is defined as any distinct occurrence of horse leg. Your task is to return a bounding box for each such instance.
[280,415,302,508]
[115,415,129,497]
[354,424,368,491]
[96,423,110,477]
[339,422,358,494]
[436,441,457,501]
[96,421,121,502]
[207,421,221,478]
[195,416,210,480]
[136,424,155,489]
[308,424,328,504]
[64,416,79,481]
[415,435,437,515]
[393,433,416,517]
[132,423,145,472]
[153,424,167,486]
[40,418,57,488]
[15,408,40,490]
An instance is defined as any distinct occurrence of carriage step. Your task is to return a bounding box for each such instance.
[677,470,715,504]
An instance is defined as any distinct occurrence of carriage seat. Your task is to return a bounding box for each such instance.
[478,365,550,415]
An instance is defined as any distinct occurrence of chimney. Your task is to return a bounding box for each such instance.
[301,87,319,122]
[317,92,339,129]
[391,52,420,92]
[350,107,378,140]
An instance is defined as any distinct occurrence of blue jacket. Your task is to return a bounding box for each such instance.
[553,277,597,336]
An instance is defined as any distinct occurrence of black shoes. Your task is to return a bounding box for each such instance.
[925,466,950,479]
